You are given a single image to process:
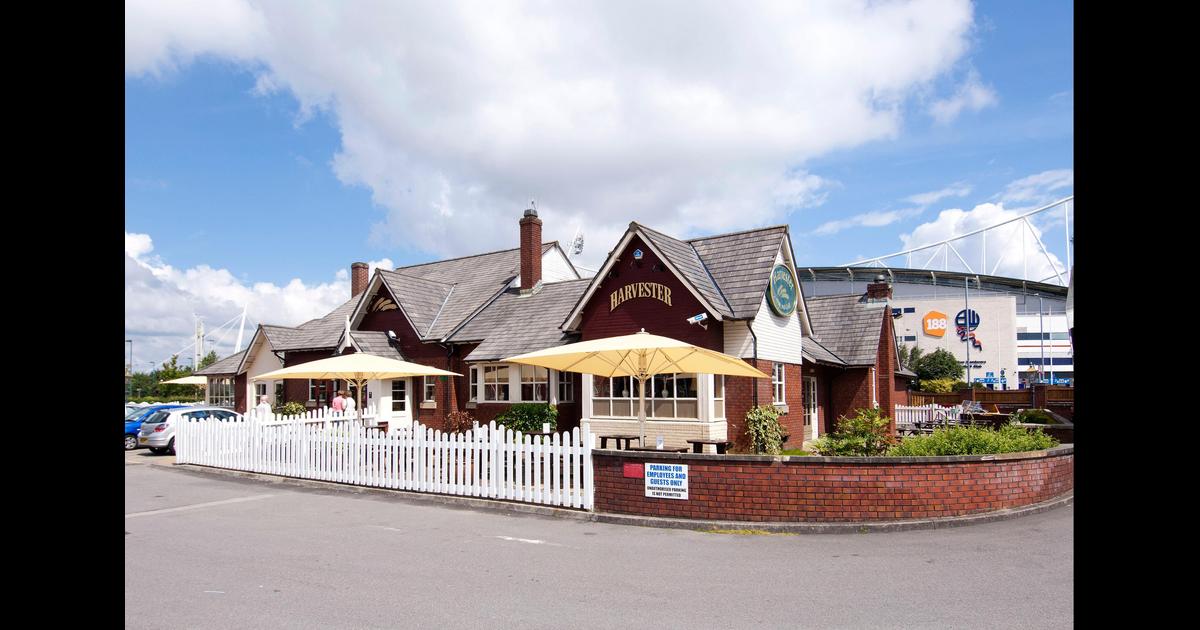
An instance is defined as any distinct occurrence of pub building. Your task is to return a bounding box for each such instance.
[197,209,910,451]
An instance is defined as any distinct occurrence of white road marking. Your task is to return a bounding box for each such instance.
[493,536,562,547]
[203,591,225,594]
[371,525,405,532]
[125,495,276,519]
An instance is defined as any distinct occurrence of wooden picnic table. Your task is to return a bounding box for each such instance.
[626,446,689,453]
[599,434,642,450]
[686,439,732,454]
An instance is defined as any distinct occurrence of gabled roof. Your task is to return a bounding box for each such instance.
[194,349,248,376]
[270,295,363,351]
[377,269,454,337]
[449,279,590,362]
[803,294,889,366]
[801,336,846,366]
[260,324,308,350]
[637,224,733,318]
[389,242,559,340]
[688,226,789,319]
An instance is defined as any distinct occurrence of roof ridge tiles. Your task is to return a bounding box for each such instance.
[394,241,559,271]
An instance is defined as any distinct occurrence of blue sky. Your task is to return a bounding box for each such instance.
[125,0,1072,367]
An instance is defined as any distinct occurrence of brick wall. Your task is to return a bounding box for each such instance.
[723,359,799,451]
[593,446,1074,522]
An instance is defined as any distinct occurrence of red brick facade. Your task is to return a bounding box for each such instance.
[519,212,542,291]
[594,447,1074,522]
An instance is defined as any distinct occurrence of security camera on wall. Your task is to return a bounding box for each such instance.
[687,312,708,330]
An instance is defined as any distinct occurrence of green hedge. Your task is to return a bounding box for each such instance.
[495,403,558,434]
[887,423,1058,457]
[127,396,203,404]
[812,407,896,456]
[745,405,784,455]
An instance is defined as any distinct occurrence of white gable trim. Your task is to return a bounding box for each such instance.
[233,327,264,375]
[349,271,424,340]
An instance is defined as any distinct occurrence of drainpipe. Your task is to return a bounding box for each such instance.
[748,323,760,409]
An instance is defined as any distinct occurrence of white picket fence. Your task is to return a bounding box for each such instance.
[894,403,963,428]
[175,414,595,510]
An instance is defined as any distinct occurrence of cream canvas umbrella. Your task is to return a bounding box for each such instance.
[503,329,769,445]
[161,375,208,386]
[253,353,460,425]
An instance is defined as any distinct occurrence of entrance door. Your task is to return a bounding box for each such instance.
[804,376,818,440]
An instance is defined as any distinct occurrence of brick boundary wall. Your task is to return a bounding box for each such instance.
[593,445,1073,522]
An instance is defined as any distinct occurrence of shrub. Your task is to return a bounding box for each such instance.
[745,405,785,455]
[127,395,203,404]
[1010,409,1056,424]
[887,422,1059,456]
[445,410,476,433]
[919,378,957,393]
[912,348,964,381]
[273,401,308,417]
[495,403,558,434]
[812,407,896,456]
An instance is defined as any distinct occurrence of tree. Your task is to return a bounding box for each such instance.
[897,344,924,370]
[199,350,219,370]
[912,348,963,381]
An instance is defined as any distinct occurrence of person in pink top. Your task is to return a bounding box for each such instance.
[331,388,345,413]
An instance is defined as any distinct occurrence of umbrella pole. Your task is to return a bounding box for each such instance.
[638,376,646,447]
[356,378,365,427]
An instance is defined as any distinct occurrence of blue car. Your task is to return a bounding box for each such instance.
[125,404,187,451]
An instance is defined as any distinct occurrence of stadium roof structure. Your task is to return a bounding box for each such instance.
[797,266,1068,298]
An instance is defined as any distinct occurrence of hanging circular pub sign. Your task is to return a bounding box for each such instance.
[768,264,798,316]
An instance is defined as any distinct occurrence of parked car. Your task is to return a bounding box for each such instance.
[138,406,240,455]
[125,404,187,450]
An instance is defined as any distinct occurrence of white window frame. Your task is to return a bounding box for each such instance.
[712,375,725,419]
[469,367,478,402]
[520,365,549,402]
[803,376,817,427]
[482,364,511,402]
[423,376,436,403]
[308,379,331,403]
[591,374,700,420]
[772,363,786,405]
[210,377,236,408]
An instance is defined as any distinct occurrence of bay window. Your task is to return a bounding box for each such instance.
[591,374,698,419]
[210,377,235,408]
[483,365,510,401]
[520,365,548,401]
[713,375,725,418]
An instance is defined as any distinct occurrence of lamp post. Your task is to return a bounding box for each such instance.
[126,339,133,402]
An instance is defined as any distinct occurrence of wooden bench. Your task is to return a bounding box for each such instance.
[686,439,732,454]
[599,434,642,450]
[626,446,689,453]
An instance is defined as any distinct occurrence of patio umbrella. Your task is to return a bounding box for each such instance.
[252,353,460,426]
[502,329,769,445]
[161,375,208,386]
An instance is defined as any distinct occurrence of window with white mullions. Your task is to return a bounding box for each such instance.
[210,377,235,408]
[713,375,725,418]
[423,376,436,403]
[484,365,510,401]
[557,370,573,402]
[469,367,478,402]
[803,376,817,427]
[520,365,548,401]
[391,379,407,412]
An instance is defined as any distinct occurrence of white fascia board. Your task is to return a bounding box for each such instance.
[351,271,423,341]
[233,327,263,375]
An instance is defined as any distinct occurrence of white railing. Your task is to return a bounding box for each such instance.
[894,403,963,428]
[176,415,595,510]
[248,405,378,427]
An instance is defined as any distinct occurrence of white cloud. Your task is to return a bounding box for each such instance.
[1000,169,1074,206]
[126,0,982,270]
[124,231,391,368]
[929,69,997,124]
[813,208,923,236]
[905,182,971,206]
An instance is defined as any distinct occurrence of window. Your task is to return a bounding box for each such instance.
[903,307,915,313]
[557,370,574,403]
[772,363,785,404]
[1017,332,1072,341]
[391,379,407,412]
[210,377,235,408]
[903,335,917,342]
[484,365,510,401]
[308,379,330,403]
[712,375,725,418]
[255,383,267,398]
[423,376,436,403]
[803,376,817,427]
[1018,357,1074,366]
[469,368,478,402]
[520,365,548,401]
[591,374,698,419]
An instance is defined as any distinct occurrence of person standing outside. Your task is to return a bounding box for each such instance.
[331,387,345,415]
[343,389,357,415]
[255,395,272,418]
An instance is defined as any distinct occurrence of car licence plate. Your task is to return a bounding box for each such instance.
[139,438,148,444]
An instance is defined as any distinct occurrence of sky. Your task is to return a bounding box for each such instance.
[125,0,1073,371]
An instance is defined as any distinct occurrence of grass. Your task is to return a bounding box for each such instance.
[702,528,798,536]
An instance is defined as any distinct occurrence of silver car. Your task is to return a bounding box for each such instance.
[137,406,239,455]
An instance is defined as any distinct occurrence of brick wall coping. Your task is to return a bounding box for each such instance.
[592,444,1073,465]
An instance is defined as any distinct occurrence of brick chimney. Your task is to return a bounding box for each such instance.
[519,208,542,293]
[865,274,892,301]
[351,262,369,298]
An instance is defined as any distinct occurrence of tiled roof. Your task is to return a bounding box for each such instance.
[349,331,405,361]
[449,279,590,362]
[377,270,454,337]
[271,295,362,351]
[688,226,788,319]
[194,349,248,375]
[801,336,846,366]
[803,294,887,366]
[637,224,733,318]
[392,242,557,340]
[260,324,308,350]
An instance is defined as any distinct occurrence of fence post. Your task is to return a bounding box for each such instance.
[582,420,594,510]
